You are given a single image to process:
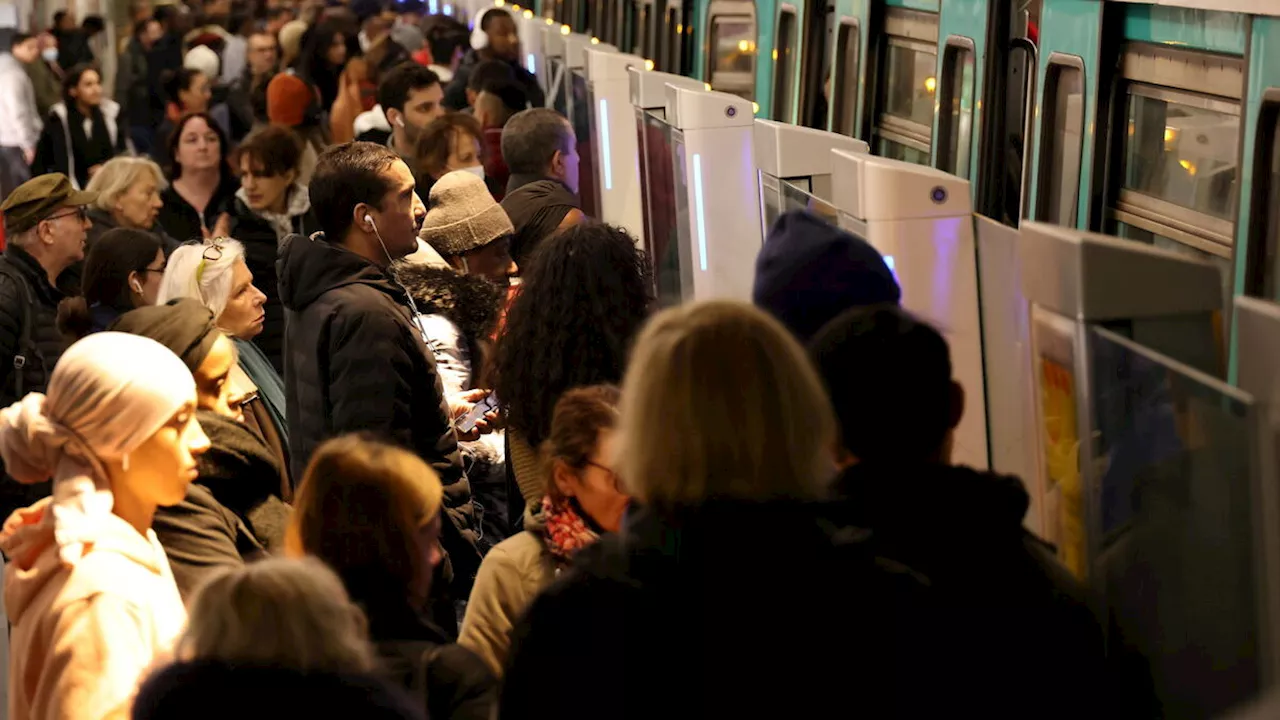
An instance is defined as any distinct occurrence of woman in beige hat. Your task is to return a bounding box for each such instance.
[396,169,515,548]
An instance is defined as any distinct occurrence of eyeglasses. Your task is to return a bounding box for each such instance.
[44,206,88,224]
[194,239,225,285]
[584,460,622,490]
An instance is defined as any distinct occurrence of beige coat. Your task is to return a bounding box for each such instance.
[458,506,555,677]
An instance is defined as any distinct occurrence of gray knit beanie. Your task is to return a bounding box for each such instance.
[419,170,515,256]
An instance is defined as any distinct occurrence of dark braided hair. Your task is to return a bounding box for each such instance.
[492,222,653,447]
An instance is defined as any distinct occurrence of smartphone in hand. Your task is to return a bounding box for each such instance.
[457,392,500,433]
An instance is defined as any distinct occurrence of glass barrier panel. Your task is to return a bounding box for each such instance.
[1089,326,1264,718]
[780,178,839,225]
[670,130,695,304]
[572,71,599,217]
[641,111,685,307]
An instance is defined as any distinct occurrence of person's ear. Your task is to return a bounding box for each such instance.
[352,203,375,233]
[385,107,402,129]
[283,167,298,187]
[549,148,565,178]
[127,271,143,295]
[552,459,578,499]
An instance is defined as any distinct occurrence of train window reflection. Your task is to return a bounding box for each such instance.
[711,18,755,75]
[1037,61,1085,226]
[832,20,859,137]
[772,7,798,121]
[882,43,937,128]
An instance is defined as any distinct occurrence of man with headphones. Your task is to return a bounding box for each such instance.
[276,142,482,635]
[443,7,544,111]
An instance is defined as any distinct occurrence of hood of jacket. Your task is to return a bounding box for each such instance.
[1,500,168,625]
[277,231,407,312]
[393,264,504,348]
[832,462,1031,542]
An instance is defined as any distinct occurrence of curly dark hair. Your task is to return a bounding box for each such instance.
[492,222,653,448]
[394,263,505,386]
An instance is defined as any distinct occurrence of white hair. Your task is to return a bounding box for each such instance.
[157,238,247,319]
[84,156,167,213]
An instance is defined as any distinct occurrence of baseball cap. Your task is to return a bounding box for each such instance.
[1,173,97,235]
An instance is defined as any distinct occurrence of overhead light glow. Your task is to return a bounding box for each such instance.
[924,76,936,93]
[752,101,760,114]
[524,9,533,17]
[591,36,600,44]
[645,58,655,70]
[561,24,571,34]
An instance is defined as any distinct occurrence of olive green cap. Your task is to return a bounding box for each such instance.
[1,173,98,235]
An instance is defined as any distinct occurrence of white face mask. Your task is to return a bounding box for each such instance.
[41,47,57,63]
[460,164,485,181]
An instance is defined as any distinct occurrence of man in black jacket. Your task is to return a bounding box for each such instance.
[0,173,94,519]
[443,8,543,111]
[277,141,481,617]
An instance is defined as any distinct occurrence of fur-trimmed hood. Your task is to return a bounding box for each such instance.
[394,264,505,348]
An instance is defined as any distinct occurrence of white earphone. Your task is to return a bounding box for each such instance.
[131,280,143,294]
[470,7,492,50]
[395,116,405,129]
[365,213,374,230]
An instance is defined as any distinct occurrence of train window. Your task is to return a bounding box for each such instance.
[772,7,798,121]
[937,37,975,177]
[709,13,756,100]
[874,40,935,165]
[1036,57,1085,226]
[831,19,859,136]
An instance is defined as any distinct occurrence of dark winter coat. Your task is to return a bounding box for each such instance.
[501,500,941,719]
[228,195,321,374]
[368,594,498,720]
[156,174,240,245]
[133,660,426,720]
[32,101,128,190]
[0,245,72,520]
[827,462,1107,717]
[115,37,158,130]
[276,232,481,595]
[443,50,544,112]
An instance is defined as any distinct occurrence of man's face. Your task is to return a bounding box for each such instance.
[486,15,519,61]
[247,33,278,75]
[41,204,91,265]
[368,160,427,261]
[399,83,445,144]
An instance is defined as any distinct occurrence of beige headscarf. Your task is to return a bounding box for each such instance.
[0,333,196,563]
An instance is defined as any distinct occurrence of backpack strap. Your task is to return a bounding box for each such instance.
[0,261,37,401]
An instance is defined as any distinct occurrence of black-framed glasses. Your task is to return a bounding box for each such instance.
[584,460,622,490]
[44,206,88,224]
[194,239,225,284]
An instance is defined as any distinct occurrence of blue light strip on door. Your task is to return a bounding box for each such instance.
[527,53,536,74]
[692,153,708,271]
[599,98,613,190]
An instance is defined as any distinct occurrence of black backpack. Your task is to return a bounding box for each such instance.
[0,260,45,401]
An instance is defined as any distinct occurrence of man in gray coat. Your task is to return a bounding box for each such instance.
[0,32,43,199]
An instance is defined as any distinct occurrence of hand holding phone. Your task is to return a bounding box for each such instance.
[457,392,501,434]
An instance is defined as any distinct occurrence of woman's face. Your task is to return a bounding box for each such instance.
[191,334,239,420]
[326,33,347,66]
[217,258,267,340]
[457,236,516,284]
[179,71,212,114]
[239,154,296,213]
[114,174,163,229]
[131,247,166,307]
[70,69,102,107]
[555,430,630,532]
[441,129,481,176]
[118,399,210,508]
[175,117,222,173]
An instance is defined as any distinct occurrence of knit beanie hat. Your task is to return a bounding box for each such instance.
[753,210,901,343]
[267,72,315,128]
[278,20,308,62]
[184,45,220,80]
[419,170,514,256]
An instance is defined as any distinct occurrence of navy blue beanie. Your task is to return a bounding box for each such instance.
[752,210,901,343]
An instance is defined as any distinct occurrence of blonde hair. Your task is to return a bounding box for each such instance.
[178,557,377,673]
[287,435,444,607]
[157,238,247,319]
[617,301,836,505]
[84,156,167,214]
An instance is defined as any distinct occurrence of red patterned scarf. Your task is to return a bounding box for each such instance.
[540,496,600,566]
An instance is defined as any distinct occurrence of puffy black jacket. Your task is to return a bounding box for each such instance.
[228,196,321,374]
[0,245,70,519]
[276,232,481,592]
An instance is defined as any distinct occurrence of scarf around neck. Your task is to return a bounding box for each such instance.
[540,495,600,567]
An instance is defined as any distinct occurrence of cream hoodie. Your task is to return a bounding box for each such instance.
[3,501,187,720]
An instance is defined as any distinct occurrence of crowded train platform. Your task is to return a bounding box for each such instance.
[0,0,1269,717]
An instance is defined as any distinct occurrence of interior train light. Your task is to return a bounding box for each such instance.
[752,101,760,114]
[704,82,711,91]
[495,0,504,6]
[924,76,936,93]
[1164,127,1176,143]
[645,59,655,70]
[511,3,520,10]
[738,39,749,52]
[561,24,571,34]
[591,36,600,44]
[546,17,556,24]
[771,48,778,61]
[524,9,533,17]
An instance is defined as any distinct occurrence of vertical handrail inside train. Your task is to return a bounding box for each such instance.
[1011,37,1037,224]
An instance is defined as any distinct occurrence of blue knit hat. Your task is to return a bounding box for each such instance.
[752,210,901,343]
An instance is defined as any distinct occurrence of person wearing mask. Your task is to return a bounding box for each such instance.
[32,64,128,191]
[287,435,498,720]
[424,16,469,84]
[134,557,426,719]
[277,142,482,629]
[500,302,932,719]
[499,109,585,267]
[0,331,210,720]
[228,30,280,142]
[473,81,524,200]
[158,240,290,500]
[56,228,166,339]
[111,298,288,600]
[359,63,444,167]
[413,112,483,198]
[296,21,349,111]
[443,8,542,111]
[156,113,237,244]
[76,156,177,290]
[809,305,1106,717]
[491,223,652,531]
[115,18,165,155]
[0,32,42,198]
[0,174,93,519]
[23,32,61,119]
[266,71,327,185]
[460,385,625,675]
[229,125,321,373]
